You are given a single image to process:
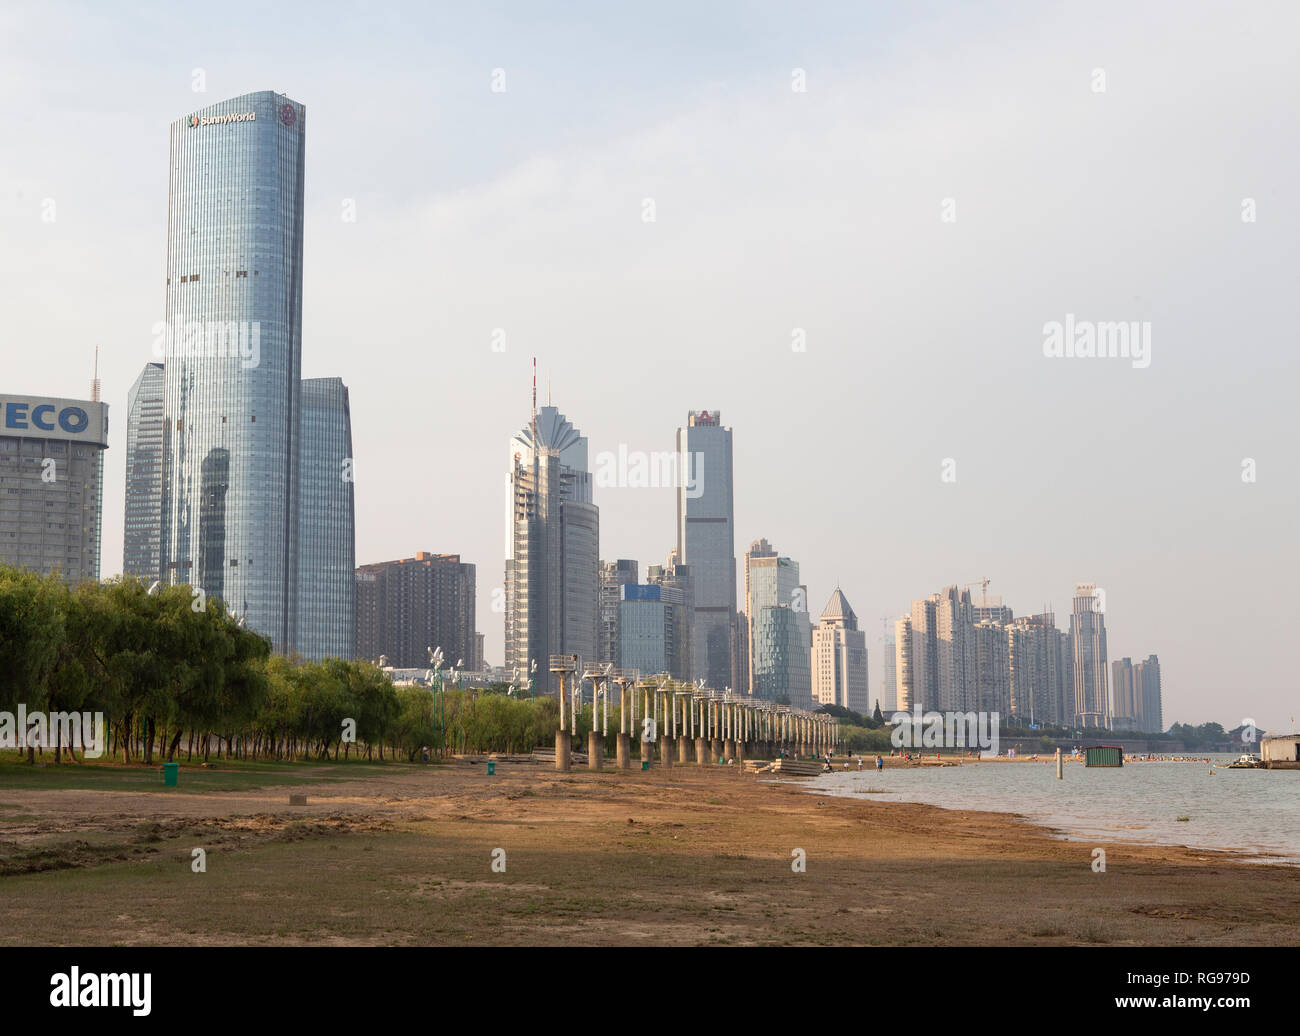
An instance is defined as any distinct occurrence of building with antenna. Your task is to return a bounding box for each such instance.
[504,379,599,695]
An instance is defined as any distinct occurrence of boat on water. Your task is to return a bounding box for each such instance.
[1227,754,1261,769]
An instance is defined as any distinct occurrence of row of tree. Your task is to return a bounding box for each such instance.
[0,568,566,765]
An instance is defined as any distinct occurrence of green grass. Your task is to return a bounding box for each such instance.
[0,756,417,793]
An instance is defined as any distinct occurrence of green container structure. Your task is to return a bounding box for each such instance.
[641,760,650,771]
[487,760,496,776]
[1084,745,1123,768]
[162,762,179,786]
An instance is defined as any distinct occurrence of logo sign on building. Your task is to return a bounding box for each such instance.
[0,395,108,447]
[189,111,257,128]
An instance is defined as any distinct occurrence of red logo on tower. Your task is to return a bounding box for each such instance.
[279,103,297,127]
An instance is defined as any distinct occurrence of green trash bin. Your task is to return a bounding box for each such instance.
[162,762,179,787]
[641,760,650,771]
[487,760,496,775]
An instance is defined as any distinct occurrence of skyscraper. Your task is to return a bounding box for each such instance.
[296,377,355,660]
[1070,583,1111,728]
[893,616,914,711]
[599,559,638,667]
[1111,658,1137,729]
[160,91,306,651]
[882,629,897,712]
[908,594,939,711]
[935,585,976,711]
[123,363,164,583]
[745,540,811,706]
[1006,612,1067,726]
[504,403,599,694]
[811,588,869,713]
[1134,654,1163,733]
[676,410,735,689]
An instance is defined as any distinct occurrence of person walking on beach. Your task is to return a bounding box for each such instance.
[876,754,883,772]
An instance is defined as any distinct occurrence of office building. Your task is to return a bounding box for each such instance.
[811,588,869,713]
[0,393,108,583]
[296,377,355,660]
[123,363,165,583]
[745,540,811,706]
[675,410,735,689]
[882,630,897,712]
[355,552,475,670]
[504,404,599,694]
[647,551,693,682]
[1134,654,1163,733]
[617,583,689,679]
[159,90,307,651]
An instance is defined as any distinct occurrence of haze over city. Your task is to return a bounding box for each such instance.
[4,0,1297,729]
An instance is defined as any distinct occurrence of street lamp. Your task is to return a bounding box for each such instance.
[428,646,445,758]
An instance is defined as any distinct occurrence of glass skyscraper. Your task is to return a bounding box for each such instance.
[296,377,355,660]
[160,91,305,651]
[123,362,164,583]
[675,410,735,689]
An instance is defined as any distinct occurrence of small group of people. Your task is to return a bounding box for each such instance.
[821,753,885,773]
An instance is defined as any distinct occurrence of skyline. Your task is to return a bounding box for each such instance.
[4,1,1298,730]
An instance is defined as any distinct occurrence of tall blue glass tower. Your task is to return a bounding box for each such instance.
[160,91,305,652]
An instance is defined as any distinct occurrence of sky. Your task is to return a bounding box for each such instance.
[3,0,1297,732]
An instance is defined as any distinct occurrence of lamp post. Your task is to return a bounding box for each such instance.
[427,646,445,758]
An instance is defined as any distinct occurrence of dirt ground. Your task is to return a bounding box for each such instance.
[1,759,1297,946]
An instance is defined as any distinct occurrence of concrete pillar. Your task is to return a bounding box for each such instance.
[736,739,746,766]
[695,736,708,765]
[617,732,631,769]
[724,738,736,760]
[711,738,723,762]
[588,730,603,771]
[641,736,652,765]
[660,734,673,767]
[677,735,690,763]
[555,729,571,772]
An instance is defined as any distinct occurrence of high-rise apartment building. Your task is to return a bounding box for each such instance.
[675,410,735,689]
[296,378,354,660]
[1070,582,1110,728]
[935,585,976,711]
[0,394,108,583]
[123,363,165,583]
[908,595,939,711]
[1111,658,1137,729]
[504,404,599,694]
[647,551,693,682]
[355,552,475,670]
[971,619,1010,715]
[882,630,897,712]
[811,589,868,713]
[1006,612,1068,726]
[1133,654,1163,733]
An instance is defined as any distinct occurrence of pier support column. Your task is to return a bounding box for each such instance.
[640,738,652,766]
[724,738,736,761]
[587,730,603,771]
[660,735,674,767]
[711,738,723,763]
[677,735,690,763]
[736,740,745,766]
[695,737,708,765]
[617,733,630,770]
[555,730,571,772]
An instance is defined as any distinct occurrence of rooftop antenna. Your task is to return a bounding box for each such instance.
[531,357,537,443]
[90,345,100,402]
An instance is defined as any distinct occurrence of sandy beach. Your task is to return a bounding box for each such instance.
[2,759,1298,946]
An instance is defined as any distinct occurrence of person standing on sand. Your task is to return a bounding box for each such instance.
[876,754,883,772]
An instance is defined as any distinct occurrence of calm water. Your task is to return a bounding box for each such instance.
[793,755,1300,863]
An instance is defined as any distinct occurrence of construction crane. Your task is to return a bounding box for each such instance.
[962,578,991,606]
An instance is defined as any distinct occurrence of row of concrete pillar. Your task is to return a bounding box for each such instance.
[549,659,838,773]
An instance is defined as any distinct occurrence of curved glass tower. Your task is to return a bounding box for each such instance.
[160,91,305,652]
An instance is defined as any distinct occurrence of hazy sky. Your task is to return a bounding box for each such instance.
[4,1,1297,731]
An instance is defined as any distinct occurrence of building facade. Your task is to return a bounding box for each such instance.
[675,410,735,689]
[355,552,475,670]
[0,394,108,583]
[811,588,869,713]
[745,541,811,706]
[123,363,165,583]
[599,559,638,668]
[617,583,689,679]
[1132,654,1163,733]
